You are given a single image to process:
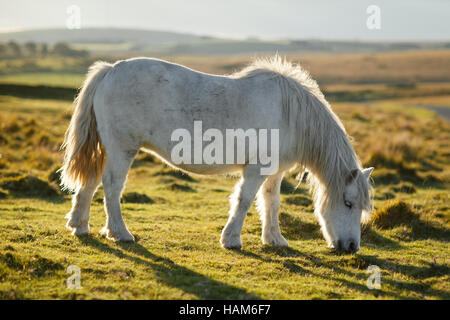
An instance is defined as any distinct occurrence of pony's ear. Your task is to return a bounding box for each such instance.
[362,167,374,180]
[346,169,359,185]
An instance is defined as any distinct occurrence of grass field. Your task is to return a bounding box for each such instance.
[2,50,450,84]
[0,73,85,88]
[0,52,449,300]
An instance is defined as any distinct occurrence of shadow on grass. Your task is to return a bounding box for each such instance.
[409,219,450,242]
[237,246,386,296]
[361,225,404,250]
[5,194,68,204]
[280,179,307,195]
[368,211,450,243]
[373,171,446,190]
[152,169,199,183]
[279,212,321,241]
[237,245,449,299]
[78,237,258,299]
[357,254,450,281]
[0,83,76,100]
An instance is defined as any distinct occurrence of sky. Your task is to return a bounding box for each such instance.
[1,0,449,41]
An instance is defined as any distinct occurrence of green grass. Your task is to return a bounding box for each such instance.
[0,78,449,299]
[0,73,84,88]
[0,164,448,299]
[376,102,438,120]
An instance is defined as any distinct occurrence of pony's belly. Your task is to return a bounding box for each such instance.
[139,146,244,175]
[173,163,243,175]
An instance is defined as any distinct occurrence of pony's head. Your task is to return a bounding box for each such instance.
[314,167,373,253]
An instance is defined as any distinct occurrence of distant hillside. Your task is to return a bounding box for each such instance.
[1,28,449,55]
[0,28,202,45]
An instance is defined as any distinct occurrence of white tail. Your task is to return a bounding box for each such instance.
[60,61,112,191]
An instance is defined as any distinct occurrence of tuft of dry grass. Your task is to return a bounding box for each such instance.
[391,182,417,194]
[122,192,154,204]
[0,175,60,198]
[371,200,418,229]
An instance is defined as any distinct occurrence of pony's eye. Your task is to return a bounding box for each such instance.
[344,200,353,209]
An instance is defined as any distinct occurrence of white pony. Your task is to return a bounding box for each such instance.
[61,56,373,253]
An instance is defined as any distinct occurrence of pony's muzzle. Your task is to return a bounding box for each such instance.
[336,239,359,254]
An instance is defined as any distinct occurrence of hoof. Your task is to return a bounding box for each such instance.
[220,234,242,249]
[66,219,89,236]
[71,226,90,236]
[100,227,135,242]
[222,244,242,250]
[262,233,289,247]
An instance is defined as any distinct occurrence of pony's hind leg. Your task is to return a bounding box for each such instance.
[100,146,137,242]
[257,172,288,246]
[66,177,101,236]
[220,166,266,249]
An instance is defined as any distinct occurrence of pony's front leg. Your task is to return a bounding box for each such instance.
[220,167,266,249]
[66,178,100,236]
[100,148,137,242]
[257,172,289,247]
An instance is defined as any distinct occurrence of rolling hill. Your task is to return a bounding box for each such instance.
[1,28,449,55]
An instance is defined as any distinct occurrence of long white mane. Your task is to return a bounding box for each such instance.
[232,56,372,217]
